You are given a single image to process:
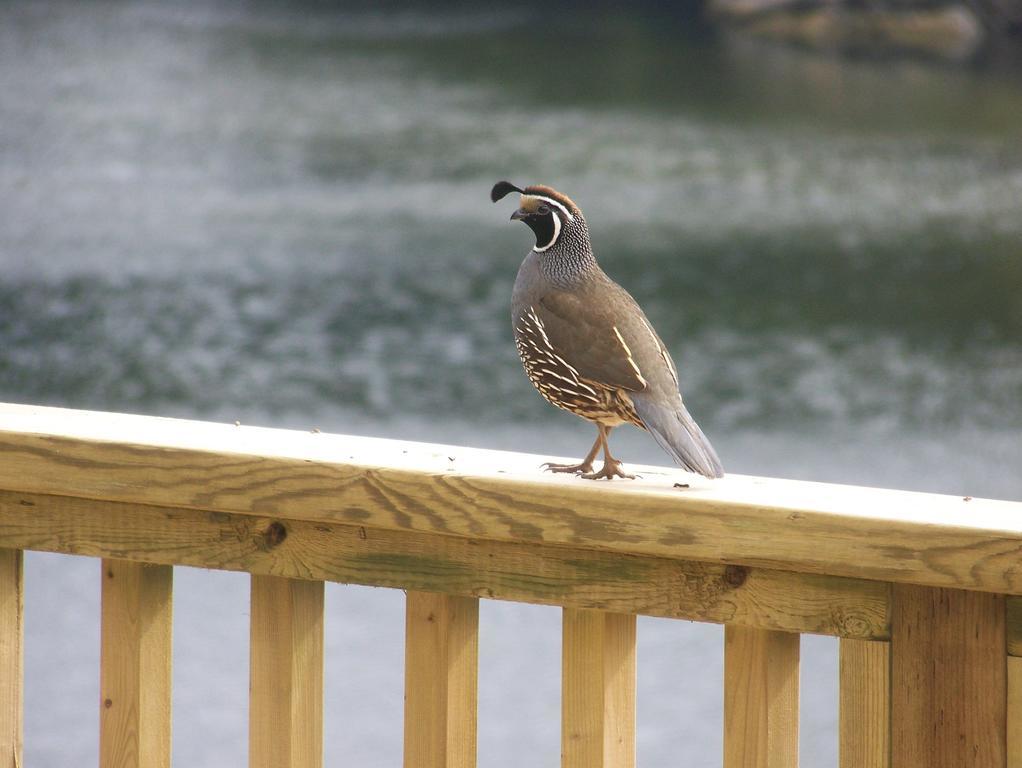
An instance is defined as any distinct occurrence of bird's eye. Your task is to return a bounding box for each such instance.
[538,205,551,215]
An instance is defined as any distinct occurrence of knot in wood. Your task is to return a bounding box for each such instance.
[723,565,748,588]
[833,610,869,638]
[264,522,288,548]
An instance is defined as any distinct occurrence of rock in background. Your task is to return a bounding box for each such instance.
[709,0,1021,60]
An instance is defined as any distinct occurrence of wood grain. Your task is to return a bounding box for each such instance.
[723,625,799,768]
[0,490,889,640]
[890,584,1006,768]
[839,638,890,768]
[561,609,636,768]
[100,559,173,768]
[0,550,22,768]
[403,591,479,768]
[1006,597,1022,657]
[1,405,1021,595]
[1009,657,1022,768]
[249,575,324,768]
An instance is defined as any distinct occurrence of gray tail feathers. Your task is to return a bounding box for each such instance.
[632,393,724,479]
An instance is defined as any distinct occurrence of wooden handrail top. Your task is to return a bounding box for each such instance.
[0,402,1020,596]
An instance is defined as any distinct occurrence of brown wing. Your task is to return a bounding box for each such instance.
[533,288,649,393]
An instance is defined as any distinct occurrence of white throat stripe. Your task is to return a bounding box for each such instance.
[533,206,561,252]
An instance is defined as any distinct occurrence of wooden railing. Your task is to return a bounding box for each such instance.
[1,402,1021,767]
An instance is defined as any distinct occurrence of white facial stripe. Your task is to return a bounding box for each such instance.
[521,194,575,222]
[532,209,561,252]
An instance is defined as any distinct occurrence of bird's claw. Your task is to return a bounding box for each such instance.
[580,460,636,481]
[542,461,594,475]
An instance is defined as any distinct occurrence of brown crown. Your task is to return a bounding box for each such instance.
[522,185,582,217]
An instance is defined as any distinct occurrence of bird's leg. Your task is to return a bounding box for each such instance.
[582,425,636,480]
[542,430,602,475]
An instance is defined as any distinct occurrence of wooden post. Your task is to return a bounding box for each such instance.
[561,608,636,768]
[890,584,1005,768]
[403,591,479,768]
[0,550,22,768]
[100,559,173,768]
[839,638,890,768]
[723,625,800,768]
[1008,657,1022,768]
[1005,654,1021,768]
[249,575,324,768]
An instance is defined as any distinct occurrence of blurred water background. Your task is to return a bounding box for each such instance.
[2,1,1021,766]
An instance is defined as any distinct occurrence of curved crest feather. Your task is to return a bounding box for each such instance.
[491,180,524,203]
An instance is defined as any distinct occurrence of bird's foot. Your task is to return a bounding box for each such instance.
[581,458,636,481]
[542,460,595,475]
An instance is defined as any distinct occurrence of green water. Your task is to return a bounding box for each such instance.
[2,2,1021,766]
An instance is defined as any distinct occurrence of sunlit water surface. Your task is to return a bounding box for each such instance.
[3,2,1021,766]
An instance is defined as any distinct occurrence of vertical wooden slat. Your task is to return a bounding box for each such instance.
[891,584,1006,768]
[1008,657,1022,768]
[839,638,890,768]
[723,625,800,768]
[100,559,173,768]
[0,550,23,768]
[403,591,479,768]
[249,575,324,768]
[561,608,636,768]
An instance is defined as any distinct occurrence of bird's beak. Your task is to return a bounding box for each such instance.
[510,209,529,221]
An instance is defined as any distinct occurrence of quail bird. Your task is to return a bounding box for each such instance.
[491,181,724,481]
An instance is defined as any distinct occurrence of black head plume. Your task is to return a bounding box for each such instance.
[490,180,524,203]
